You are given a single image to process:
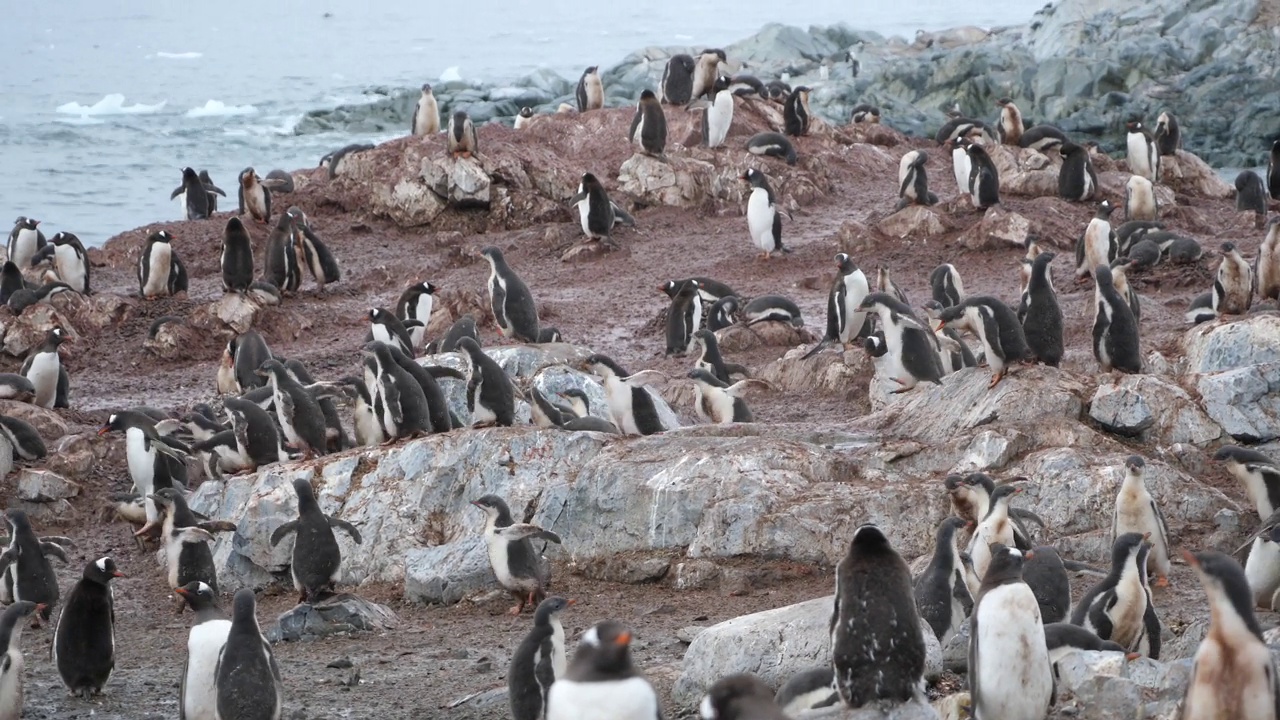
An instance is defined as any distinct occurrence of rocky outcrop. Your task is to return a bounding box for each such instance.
[1182,315,1280,442]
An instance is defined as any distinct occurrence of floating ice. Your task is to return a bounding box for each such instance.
[185,100,258,118]
[157,51,202,59]
[55,93,167,116]
[439,66,462,82]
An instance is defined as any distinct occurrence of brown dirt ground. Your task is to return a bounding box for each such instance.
[4,104,1279,718]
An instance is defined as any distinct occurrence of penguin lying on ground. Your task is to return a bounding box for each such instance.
[774,667,838,716]
[471,495,562,615]
[53,557,123,699]
[745,132,797,166]
[0,415,46,462]
[743,296,803,327]
[270,478,363,604]
[700,673,790,720]
[553,390,620,434]
[1043,623,1130,667]
[509,596,575,720]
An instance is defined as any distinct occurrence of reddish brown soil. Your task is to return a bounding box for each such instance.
[2,104,1273,717]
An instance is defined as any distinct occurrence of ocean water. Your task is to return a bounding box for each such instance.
[3,0,1049,247]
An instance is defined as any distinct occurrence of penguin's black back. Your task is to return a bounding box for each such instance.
[1022,546,1071,623]
[387,345,451,432]
[177,541,218,593]
[629,386,665,435]
[225,397,284,465]
[509,614,555,720]
[293,503,342,595]
[216,592,280,719]
[54,578,115,692]
[471,349,516,426]
[1022,255,1064,366]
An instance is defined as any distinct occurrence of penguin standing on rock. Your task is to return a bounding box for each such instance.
[171,167,211,220]
[150,487,234,592]
[966,143,1000,209]
[1125,175,1159,222]
[367,307,415,356]
[857,293,942,392]
[1075,201,1118,282]
[270,478,362,604]
[0,509,68,625]
[53,557,123,699]
[896,150,938,209]
[0,601,39,720]
[968,484,1023,579]
[1125,120,1160,182]
[176,581,230,720]
[448,111,478,158]
[471,495,562,615]
[783,86,811,136]
[21,328,70,409]
[690,49,727,101]
[629,90,667,158]
[569,172,634,247]
[1021,252,1064,366]
[214,589,283,720]
[930,263,965,308]
[480,246,540,343]
[969,546,1055,720]
[6,218,45,271]
[688,369,766,424]
[1154,111,1180,155]
[694,74,735,149]
[257,359,328,457]
[220,218,255,293]
[546,621,660,720]
[741,169,791,259]
[1058,141,1098,202]
[509,597,575,720]
[32,231,90,294]
[411,83,439,136]
[360,341,432,438]
[457,337,516,427]
[995,98,1024,145]
[831,525,924,707]
[936,296,1030,387]
[98,411,190,537]
[1071,532,1161,659]
[1092,265,1142,374]
[581,355,669,435]
[1112,455,1171,587]
[1215,242,1254,315]
[915,516,973,645]
[664,281,701,356]
[700,674,790,720]
[1180,550,1280,720]
[138,230,189,298]
[804,253,869,358]
[237,167,271,224]
[575,66,603,112]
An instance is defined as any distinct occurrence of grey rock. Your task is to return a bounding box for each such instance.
[1194,365,1280,442]
[9,499,73,523]
[877,205,946,239]
[617,154,717,209]
[0,401,68,442]
[403,536,494,605]
[420,155,491,208]
[1089,375,1220,445]
[266,593,399,642]
[16,469,80,502]
[1163,619,1208,661]
[676,626,707,644]
[959,206,1032,250]
[672,559,722,591]
[941,622,969,673]
[796,699,941,720]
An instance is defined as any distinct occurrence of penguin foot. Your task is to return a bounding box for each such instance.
[133,520,159,538]
[1154,575,1169,588]
[988,371,1005,388]
[507,604,523,616]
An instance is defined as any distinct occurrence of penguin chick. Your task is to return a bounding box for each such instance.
[1258,216,1280,303]
[447,110,478,158]
[0,600,39,719]
[628,90,667,158]
[935,296,1030,387]
[150,487,234,592]
[1111,455,1171,587]
[509,596,576,720]
[930,263,965,309]
[215,589,283,720]
[700,673,789,720]
[1092,265,1142,374]
[969,546,1055,720]
[996,98,1024,145]
[479,245,540,343]
[1075,200,1118,282]
[858,293,942,392]
[896,150,938,209]
[1215,445,1280,521]
[471,495,562,615]
[687,369,769,424]
[691,329,748,384]
[1021,252,1064,367]
[967,484,1023,580]
[53,557,123,699]
[269,477,362,604]
[1071,532,1161,659]
[580,355,670,435]
[915,516,973,645]
[0,509,69,625]
[1214,242,1254,315]
[774,667,838,716]
[1043,623,1129,667]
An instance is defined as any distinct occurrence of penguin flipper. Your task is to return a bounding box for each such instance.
[610,202,636,227]
[724,362,751,378]
[55,367,70,408]
[39,541,68,563]
[174,527,216,545]
[41,535,73,547]
[327,516,363,544]
[498,524,562,545]
[196,520,237,534]
[170,186,184,200]
[0,549,14,577]
[208,184,226,197]
[269,520,299,547]
[424,366,466,381]
[1142,600,1161,660]
[567,191,588,206]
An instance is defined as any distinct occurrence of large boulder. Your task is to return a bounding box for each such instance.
[876,205,946,239]
[1088,374,1221,445]
[1182,316,1280,441]
[421,155,491,208]
[617,154,716,208]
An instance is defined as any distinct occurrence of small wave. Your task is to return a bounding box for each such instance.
[157,51,202,59]
[53,117,105,126]
[185,100,258,118]
[439,66,462,82]
[55,93,167,117]
[225,114,303,137]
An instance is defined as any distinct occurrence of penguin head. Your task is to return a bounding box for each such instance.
[638,89,657,103]
[181,167,199,182]
[420,83,433,94]
[255,358,286,379]
[984,544,1026,580]
[470,494,513,524]
[739,168,764,187]
[1094,264,1115,288]
[560,389,592,415]
[175,581,219,613]
[518,106,533,119]
[534,596,575,625]
[0,601,39,632]
[2,508,30,534]
[1124,455,1145,474]
[369,307,389,323]
[418,281,437,295]
[582,354,625,379]
[1182,549,1263,638]
[834,253,857,274]
[583,65,598,75]
[46,327,71,348]
[291,477,319,506]
[451,110,470,137]
[537,327,562,343]
[862,332,886,356]
[1221,241,1238,256]
[149,230,175,245]
[1110,532,1150,572]
[849,523,891,552]
[687,368,726,388]
[580,172,601,191]
[660,280,681,298]
[575,620,637,674]
[478,245,503,265]
[230,588,259,625]
[990,483,1022,507]
[700,673,778,720]
[996,97,1013,107]
[700,48,727,63]
[1125,119,1144,132]
[85,556,124,584]
[1213,445,1273,467]
[147,487,182,510]
[12,217,39,231]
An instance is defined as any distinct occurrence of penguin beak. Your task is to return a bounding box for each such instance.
[566,598,577,606]
[1181,548,1199,568]
[1024,550,1035,560]
[97,425,112,437]
[113,571,126,578]
[1124,652,1143,661]
[35,603,46,615]
[614,630,632,647]
[174,587,190,598]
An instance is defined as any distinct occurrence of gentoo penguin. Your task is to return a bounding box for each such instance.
[774,667,839,716]
[1075,200,1118,281]
[513,106,534,130]
[1215,242,1254,315]
[850,104,881,124]
[1260,216,1280,303]
[220,217,255,293]
[1112,455,1171,586]
[575,66,603,112]
[339,377,384,447]
[1071,532,1161,658]
[6,218,45,271]
[745,132,797,166]
[743,295,803,327]
[138,230,188,298]
[410,83,440,136]
[629,90,666,157]
[1181,550,1280,719]
[447,110,478,158]
[695,74,734,149]
[545,620,659,720]
[804,253,869,358]
[456,337,516,427]
[569,172,635,247]
[150,487,230,592]
[690,49,727,101]
[700,674,790,720]
[936,296,1030,387]
[437,314,479,352]
[176,581,231,720]
[360,341,432,437]
[1216,445,1280,603]
[995,98,1024,145]
[876,266,909,307]
[1270,139,1280,201]
[935,113,995,146]
[1058,141,1098,202]
[237,167,271,224]
[831,524,924,707]
[896,150,938,209]
[97,410,190,529]
[200,170,227,212]
[257,358,328,457]
[31,231,90,294]
[741,168,791,259]
[264,209,301,293]
[480,245,540,342]
[215,396,291,470]
[368,307,415,355]
[217,329,272,396]
[1092,265,1143,373]
[581,354,669,435]
[1127,238,1162,270]
[659,54,696,105]
[727,74,768,99]
[661,277,735,303]
[708,295,740,331]
[1153,110,1180,156]
[1018,124,1069,152]
[966,142,1000,209]
[387,344,458,433]
[270,478,361,603]
[0,509,68,624]
[1125,175,1158,222]
[857,293,943,392]
[288,208,341,290]
[471,495,561,615]
[20,328,69,409]
[0,262,25,306]
[1021,252,1064,366]
[782,86,812,137]
[553,390,620,434]
[0,375,34,403]
[664,281,702,356]
[1115,220,1164,254]
[688,369,763,424]
[53,557,123,698]
[171,167,212,220]
[214,589,283,720]
[396,281,437,346]
[691,329,746,384]
[969,545,1055,720]
[510,596,575,720]
[1022,546,1073,624]
[967,484,1023,579]
[1043,623,1128,666]
[915,516,973,645]
[949,137,972,197]
[1125,120,1160,182]
[1237,171,1269,228]
[0,601,38,720]
[930,263,965,308]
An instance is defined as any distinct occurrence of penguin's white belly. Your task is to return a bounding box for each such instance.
[1183,638,1278,720]
[973,584,1052,720]
[471,394,498,426]
[484,531,516,589]
[216,361,238,395]
[975,330,1003,375]
[702,388,736,425]
[549,619,567,680]
[1126,135,1151,179]
[143,243,172,296]
[1109,570,1147,649]
[1083,222,1110,273]
[576,200,593,237]
[706,91,733,148]
[952,150,970,195]
[271,386,301,444]
[53,245,85,293]
[354,400,383,447]
[603,377,637,435]
[164,535,187,588]
[11,229,39,268]
[185,619,231,720]
[1082,170,1095,200]
[746,190,774,252]
[25,353,59,409]
[1246,538,1280,607]
[839,274,869,343]
[370,324,395,348]
[547,677,658,720]
[175,190,188,217]
[0,649,24,720]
